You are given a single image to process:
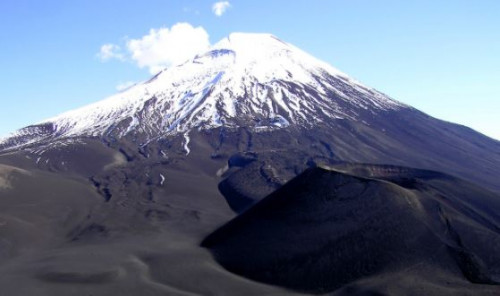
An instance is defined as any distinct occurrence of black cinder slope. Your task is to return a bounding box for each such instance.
[202,166,500,295]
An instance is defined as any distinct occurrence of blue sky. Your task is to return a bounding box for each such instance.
[1,0,499,140]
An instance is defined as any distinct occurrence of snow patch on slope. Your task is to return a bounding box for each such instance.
[183,132,191,156]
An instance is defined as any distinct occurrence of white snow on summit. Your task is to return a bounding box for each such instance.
[1,33,407,150]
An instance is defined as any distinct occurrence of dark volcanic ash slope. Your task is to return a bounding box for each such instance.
[202,165,500,295]
[0,140,303,296]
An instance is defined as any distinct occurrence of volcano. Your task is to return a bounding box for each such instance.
[0,33,499,295]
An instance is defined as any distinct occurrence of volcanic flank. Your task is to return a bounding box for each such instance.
[203,165,500,294]
[0,33,499,295]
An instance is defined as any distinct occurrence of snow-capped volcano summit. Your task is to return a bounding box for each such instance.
[0,33,406,151]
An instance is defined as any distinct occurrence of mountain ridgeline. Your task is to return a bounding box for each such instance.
[0,33,499,295]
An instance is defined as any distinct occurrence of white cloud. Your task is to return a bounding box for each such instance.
[116,81,136,91]
[126,23,210,74]
[212,1,231,17]
[97,23,210,74]
[97,44,124,61]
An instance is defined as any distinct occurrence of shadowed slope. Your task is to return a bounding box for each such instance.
[202,166,500,294]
